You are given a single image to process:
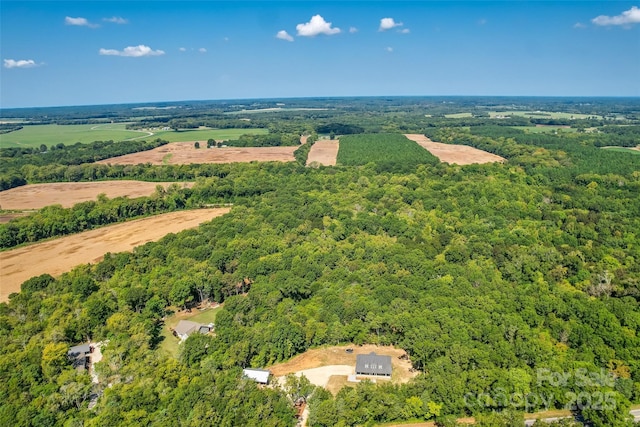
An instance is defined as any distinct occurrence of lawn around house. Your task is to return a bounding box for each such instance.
[158,304,223,358]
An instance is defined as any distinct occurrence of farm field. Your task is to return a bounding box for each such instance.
[487,110,602,119]
[404,134,506,165]
[337,134,439,169]
[307,139,339,166]
[0,124,268,148]
[0,123,148,148]
[0,207,230,302]
[0,181,193,210]
[511,125,577,133]
[96,141,297,165]
[602,146,640,154]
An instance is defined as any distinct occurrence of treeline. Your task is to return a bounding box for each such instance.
[225,132,301,147]
[0,139,169,190]
[0,185,191,249]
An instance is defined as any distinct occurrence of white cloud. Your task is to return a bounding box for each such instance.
[573,22,586,29]
[103,16,128,24]
[99,45,165,57]
[379,17,402,31]
[592,6,640,26]
[349,27,358,33]
[399,28,410,34]
[276,30,294,41]
[3,59,40,69]
[223,37,230,42]
[199,48,207,53]
[296,15,341,37]
[385,47,393,53]
[65,16,99,28]
[179,47,187,52]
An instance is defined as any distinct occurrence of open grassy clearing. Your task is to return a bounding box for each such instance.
[602,146,640,154]
[444,112,473,118]
[159,304,223,357]
[511,125,577,133]
[0,208,230,302]
[488,110,602,119]
[147,128,268,142]
[0,123,147,148]
[0,124,268,148]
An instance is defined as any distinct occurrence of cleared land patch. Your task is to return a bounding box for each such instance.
[146,128,268,143]
[269,344,417,395]
[97,142,296,165]
[404,134,505,165]
[0,181,193,210]
[0,208,230,302]
[0,123,147,148]
[307,139,339,166]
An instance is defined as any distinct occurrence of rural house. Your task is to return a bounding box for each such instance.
[355,352,392,377]
[242,368,271,384]
[173,320,213,341]
[67,343,91,370]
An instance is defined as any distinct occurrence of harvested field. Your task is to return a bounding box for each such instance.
[0,181,193,210]
[404,134,505,165]
[0,208,230,302]
[307,139,339,166]
[269,344,417,395]
[97,142,296,165]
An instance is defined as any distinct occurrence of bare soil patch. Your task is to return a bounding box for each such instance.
[269,344,417,395]
[0,181,193,210]
[404,134,505,165]
[0,208,230,302]
[97,142,296,165]
[307,139,339,166]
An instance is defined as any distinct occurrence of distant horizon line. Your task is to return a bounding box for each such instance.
[2,94,639,111]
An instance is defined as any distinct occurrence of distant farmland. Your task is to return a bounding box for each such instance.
[0,123,268,148]
[337,134,439,171]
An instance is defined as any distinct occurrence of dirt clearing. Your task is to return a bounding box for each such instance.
[404,134,505,165]
[0,181,193,210]
[307,139,339,166]
[97,142,296,165]
[269,344,417,395]
[0,208,230,302]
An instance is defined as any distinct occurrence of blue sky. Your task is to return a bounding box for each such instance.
[1,1,639,108]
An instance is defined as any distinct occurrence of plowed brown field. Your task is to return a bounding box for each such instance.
[0,181,193,210]
[0,208,230,302]
[96,142,296,165]
[404,134,505,165]
[307,139,339,166]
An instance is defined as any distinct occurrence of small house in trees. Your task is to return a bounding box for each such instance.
[355,352,392,377]
[68,343,91,370]
[242,368,271,384]
[173,320,212,341]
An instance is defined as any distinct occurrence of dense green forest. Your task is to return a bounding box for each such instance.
[1,97,639,426]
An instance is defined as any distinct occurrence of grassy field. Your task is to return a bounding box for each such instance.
[0,124,268,148]
[0,123,146,148]
[444,112,474,118]
[488,110,602,120]
[149,128,268,142]
[158,304,223,358]
[602,146,640,154]
[511,126,577,133]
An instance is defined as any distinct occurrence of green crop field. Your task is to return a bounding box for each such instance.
[444,112,474,118]
[0,124,269,148]
[0,123,147,148]
[337,133,439,171]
